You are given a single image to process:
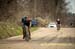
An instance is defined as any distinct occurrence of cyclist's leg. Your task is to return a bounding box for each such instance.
[28,27,31,39]
[22,26,25,39]
[57,24,60,30]
[23,25,27,39]
[25,26,31,39]
[24,26,30,41]
[59,24,60,30]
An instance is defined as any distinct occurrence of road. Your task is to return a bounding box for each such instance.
[0,28,75,49]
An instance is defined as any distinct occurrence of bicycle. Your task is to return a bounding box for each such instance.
[23,25,30,41]
[57,24,60,31]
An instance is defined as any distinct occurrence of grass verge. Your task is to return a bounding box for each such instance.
[0,22,38,39]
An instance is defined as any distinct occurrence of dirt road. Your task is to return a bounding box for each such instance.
[0,28,75,49]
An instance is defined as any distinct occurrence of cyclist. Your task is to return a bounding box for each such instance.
[56,18,61,30]
[22,16,31,40]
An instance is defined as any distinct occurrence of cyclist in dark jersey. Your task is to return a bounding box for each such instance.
[22,16,31,39]
[56,18,61,30]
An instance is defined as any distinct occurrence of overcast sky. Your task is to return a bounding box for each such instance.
[66,0,75,13]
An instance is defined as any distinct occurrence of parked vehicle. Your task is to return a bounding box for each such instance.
[47,22,56,28]
[31,19,38,27]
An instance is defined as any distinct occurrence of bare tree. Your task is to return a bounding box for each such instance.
[0,0,68,24]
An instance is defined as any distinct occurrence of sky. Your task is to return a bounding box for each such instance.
[66,0,75,13]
